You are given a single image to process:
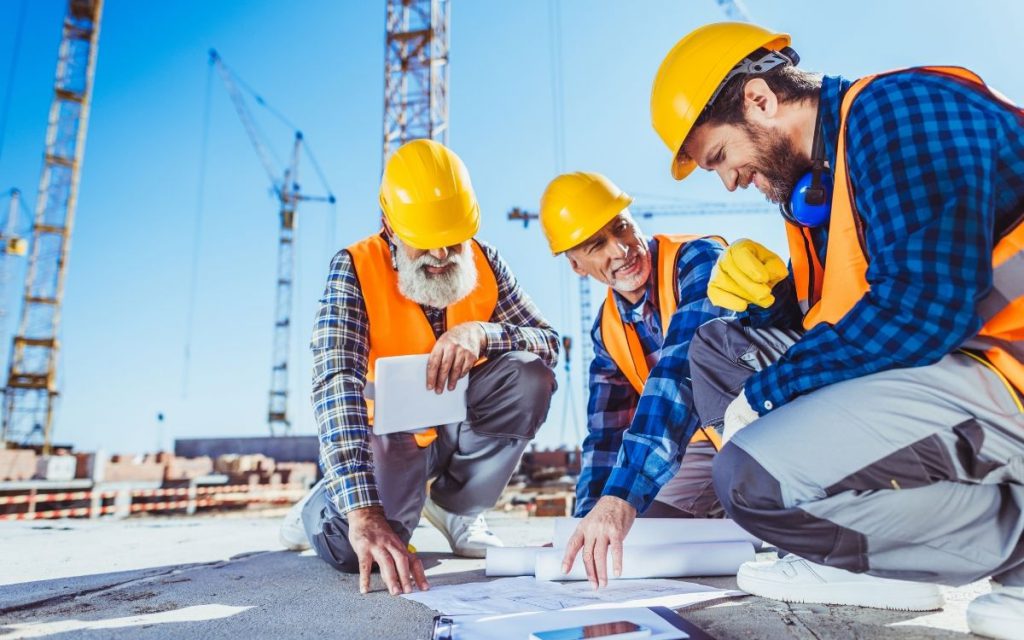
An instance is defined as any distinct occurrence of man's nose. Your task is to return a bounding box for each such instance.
[609,241,629,259]
[718,167,738,192]
[429,247,449,261]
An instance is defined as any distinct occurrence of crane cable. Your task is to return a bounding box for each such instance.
[547,0,583,444]
[0,0,29,166]
[181,61,215,398]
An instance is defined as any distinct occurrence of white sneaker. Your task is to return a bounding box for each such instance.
[278,489,313,551]
[421,497,503,559]
[968,581,1024,640]
[737,555,944,611]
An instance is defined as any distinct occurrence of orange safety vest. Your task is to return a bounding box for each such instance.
[786,66,1024,398]
[347,233,499,447]
[599,234,728,449]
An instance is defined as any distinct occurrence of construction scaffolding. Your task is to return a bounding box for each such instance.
[2,0,103,452]
[382,0,450,165]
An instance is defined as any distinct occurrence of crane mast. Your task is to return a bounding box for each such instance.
[2,0,104,452]
[382,0,450,165]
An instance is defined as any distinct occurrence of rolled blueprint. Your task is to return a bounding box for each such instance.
[552,517,760,548]
[485,547,543,577]
[534,541,755,581]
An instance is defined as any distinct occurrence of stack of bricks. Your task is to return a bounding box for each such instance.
[532,494,573,517]
[159,452,214,482]
[102,453,166,483]
[0,449,37,481]
[275,461,317,488]
[215,454,281,486]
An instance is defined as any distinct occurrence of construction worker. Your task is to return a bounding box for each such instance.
[538,171,733,589]
[278,139,559,596]
[650,22,1024,639]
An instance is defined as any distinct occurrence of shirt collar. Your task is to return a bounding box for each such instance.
[818,75,853,174]
[612,237,658,323]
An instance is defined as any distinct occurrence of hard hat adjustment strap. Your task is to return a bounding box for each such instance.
[707,46,800,108]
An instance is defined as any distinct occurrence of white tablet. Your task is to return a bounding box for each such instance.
[373,354,468,435]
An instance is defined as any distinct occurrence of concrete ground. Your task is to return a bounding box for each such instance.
[0,512,989,639]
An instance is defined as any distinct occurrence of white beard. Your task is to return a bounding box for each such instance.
[395,242,478,309]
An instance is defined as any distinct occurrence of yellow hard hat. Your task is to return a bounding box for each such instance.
[539,172,633,255]
[650,22,791,181]
[379,139,480,250]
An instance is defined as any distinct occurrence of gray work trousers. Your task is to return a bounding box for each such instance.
[303,351,556,573]
[644,440,722,518]
[689,317,1024,587]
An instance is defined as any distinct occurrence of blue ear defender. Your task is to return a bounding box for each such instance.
[781,102,831,228]
[788,170,833,227]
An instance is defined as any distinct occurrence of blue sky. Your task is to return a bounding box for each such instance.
[0,0,1021,454]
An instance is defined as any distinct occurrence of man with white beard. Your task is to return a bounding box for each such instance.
[279,140,559,596]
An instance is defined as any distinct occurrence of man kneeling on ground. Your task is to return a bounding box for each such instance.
[279,140,559,596]
[537,171,733,588]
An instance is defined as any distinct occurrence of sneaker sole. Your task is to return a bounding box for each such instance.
[737,572,944,611]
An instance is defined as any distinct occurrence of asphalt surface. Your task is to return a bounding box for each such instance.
[0,513,990,639]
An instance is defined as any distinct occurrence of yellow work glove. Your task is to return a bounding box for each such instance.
[708,239,788,312]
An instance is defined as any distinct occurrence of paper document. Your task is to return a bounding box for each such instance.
[431,606,700,640]
[402,576,744,615]
[373,354,468,434]
[552,518,760,548]
[535,542,754,581]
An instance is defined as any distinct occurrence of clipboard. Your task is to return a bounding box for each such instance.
[430,606,716,640]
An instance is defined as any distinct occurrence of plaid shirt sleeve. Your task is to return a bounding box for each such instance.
[476,241,560,368]
[574,319,637,517]
[312,240,559,516]
[745,72,1001,415]
[601,239,731,512]
[310,249,380,515]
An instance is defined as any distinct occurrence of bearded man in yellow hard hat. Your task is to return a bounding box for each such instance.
[537,171,734,589]
[651,22,1024,637]
[277,139,559,596]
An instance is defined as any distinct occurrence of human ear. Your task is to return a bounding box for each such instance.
[567,253,588,278]
[743,77,779,123]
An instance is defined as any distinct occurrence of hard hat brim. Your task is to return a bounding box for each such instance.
[550,192,634,255]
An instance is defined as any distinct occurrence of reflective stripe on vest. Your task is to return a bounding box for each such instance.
[785,66,1024,395]
[347,233,499,447]
[599,234,727,448]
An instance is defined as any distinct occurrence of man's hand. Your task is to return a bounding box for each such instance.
[561,496,637,589]
[348,506,429,595]
[708,239,788,312]
[723,391,759,444]
[426,321,486,393]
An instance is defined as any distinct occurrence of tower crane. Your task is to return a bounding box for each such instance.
[382,0,450,165]
[2,0,103,452]
[208,50,335,437]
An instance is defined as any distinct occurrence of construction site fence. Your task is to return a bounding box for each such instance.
[0,483,308,521]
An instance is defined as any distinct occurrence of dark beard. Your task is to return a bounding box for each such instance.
[742,121,811,204]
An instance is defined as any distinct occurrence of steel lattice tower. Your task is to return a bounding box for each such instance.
[2,0,103,452]
[382,0,450,165]
[266,135,302,436]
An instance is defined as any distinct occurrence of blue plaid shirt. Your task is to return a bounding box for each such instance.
[311,234,560,515]
[745,71,1024,414]
[576,237,730,515]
